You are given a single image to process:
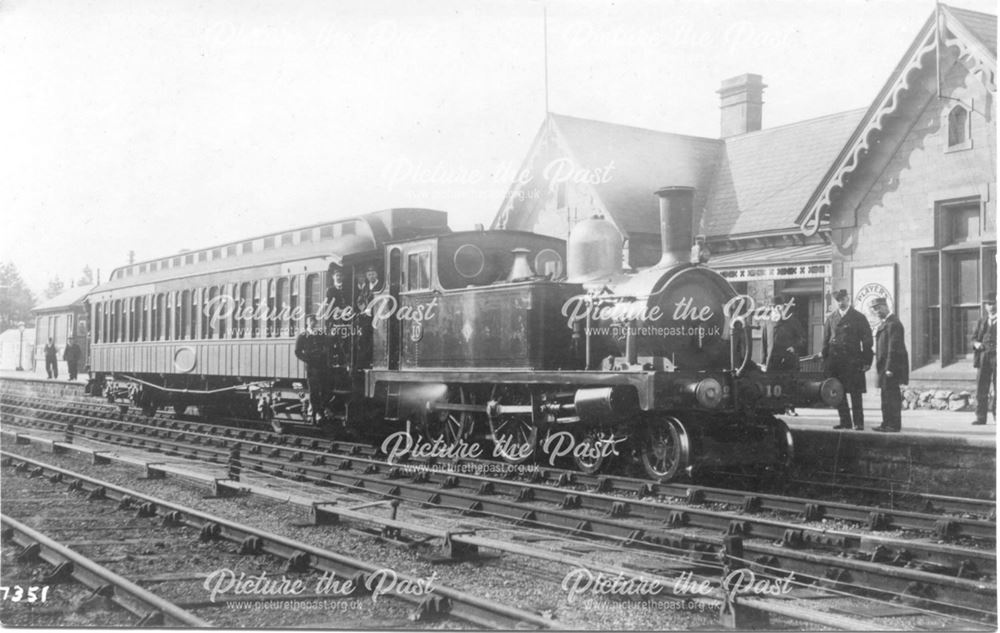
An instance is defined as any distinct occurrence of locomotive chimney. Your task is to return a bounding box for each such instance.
[507,247,535,281]
[654,186,695,267]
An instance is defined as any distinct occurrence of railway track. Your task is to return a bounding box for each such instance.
[0,452,559,629]
[1,397,996,628]
[4,389,996,523]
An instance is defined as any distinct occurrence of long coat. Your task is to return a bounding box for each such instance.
[763,316,805,372]
[972,316,997,369]
[822,307,873,393]
[874,314,909,386]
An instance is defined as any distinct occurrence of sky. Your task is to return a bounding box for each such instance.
[1,0,996,296]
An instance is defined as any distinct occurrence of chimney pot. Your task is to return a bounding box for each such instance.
[717,73,765,137]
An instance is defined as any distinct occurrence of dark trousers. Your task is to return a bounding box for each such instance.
[880,378,902,430]
[976,353,996,422]
[67,361,78,381]
[306,364,331,420]
[46,359,58,379]
[837,391,864,429]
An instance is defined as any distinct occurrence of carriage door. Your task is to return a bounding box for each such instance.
[387,248,402,370]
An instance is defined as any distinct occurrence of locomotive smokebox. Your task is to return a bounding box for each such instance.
[567,215,623,284]
[654,186,695,267]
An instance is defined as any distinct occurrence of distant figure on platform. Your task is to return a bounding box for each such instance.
[44,338,58,379]
[972,293,997,426]
[295,315,330,424]
[354,265,381,368]
[823,289,873,430]
[763,294,805,372]
[63,337,82,381]
[870,297,908,433]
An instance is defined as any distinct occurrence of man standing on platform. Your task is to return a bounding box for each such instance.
[63,337,82,381]
[870,297,908,432]
[972,293,997,425]
[823,289,873,430]
[44,338,58,379]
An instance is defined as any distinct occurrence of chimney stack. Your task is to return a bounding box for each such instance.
[654,186,695,267]
[717,74,765,137]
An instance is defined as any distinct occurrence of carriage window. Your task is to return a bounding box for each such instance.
[281,233,293,246]
[238,283,250,338]
[139,263,147,273]
[198,251,207,262]
[197,288,207,339]
[216,285,228,338]
[320,225,334,239]
[184,254,194,265]
[207,287,218,338]
[264,280,275,337]
[276,278,287,337]
[305,273,320,317]
[156,294,166,340]
[289,276,300,336]
[94,303,102,343]
[227,245,237,256]
[212,248,221,260]
[250,282,260,337]
[165,293,173,340]
[299,229,313,242]
[263,236,275,250]
[180,291,190,339]
[242,241,253,254]
[407,251,431,291]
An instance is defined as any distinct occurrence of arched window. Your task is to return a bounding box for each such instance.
[155,294,164,340]
[948,105,970,148]
[94,303,102,344]
[112,300,119,342]
[265,279,276,338]
[165,293,173,341]
[217,285,228,339]
[192,289,201,339]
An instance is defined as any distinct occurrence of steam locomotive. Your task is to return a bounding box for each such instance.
[85,193,843,481]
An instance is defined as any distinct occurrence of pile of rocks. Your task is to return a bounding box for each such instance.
[902,389,976,411]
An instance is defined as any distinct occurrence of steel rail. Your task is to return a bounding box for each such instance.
[0,513,212,627]
[0,451,558,630]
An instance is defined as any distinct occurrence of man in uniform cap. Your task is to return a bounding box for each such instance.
[870,296,908,432]
[822,289,873,430]
[972,292,997,425]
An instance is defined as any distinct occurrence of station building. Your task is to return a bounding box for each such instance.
[493,5,995,395]
[32,284,95,374]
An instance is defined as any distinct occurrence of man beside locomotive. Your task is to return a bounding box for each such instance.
[971,293,997,425]
[823,289,873,430]
[870,297,908,432]
[295,314,331,424]
[325,268,349,366]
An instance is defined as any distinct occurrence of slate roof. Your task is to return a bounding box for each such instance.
[549,114,722,236]
[949,6,997,56]
[703,109,866,237]
[32,284,97,313]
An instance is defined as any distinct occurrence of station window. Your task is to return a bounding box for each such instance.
[139,263,147,273]
[320,225,334,239]
[299,229,313,243]
[198,251,207,262]
[263,237,276,250]
[407,251,431,291]
[212,248,221,259]
[242,241,253,254]
[913,198,996,365]
[281,233,293,246]
[173,257,181,267]
[227,245,237,257]
[184,254,194,265]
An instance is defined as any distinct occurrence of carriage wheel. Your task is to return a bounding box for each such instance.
[421,386,474,447]
[489,387,537,465]
[640,417,690,481]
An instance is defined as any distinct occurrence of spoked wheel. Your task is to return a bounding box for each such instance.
[640,416,691,481]
[570,428,617,475]
[488,387,537,465]
[421,386,475,447]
